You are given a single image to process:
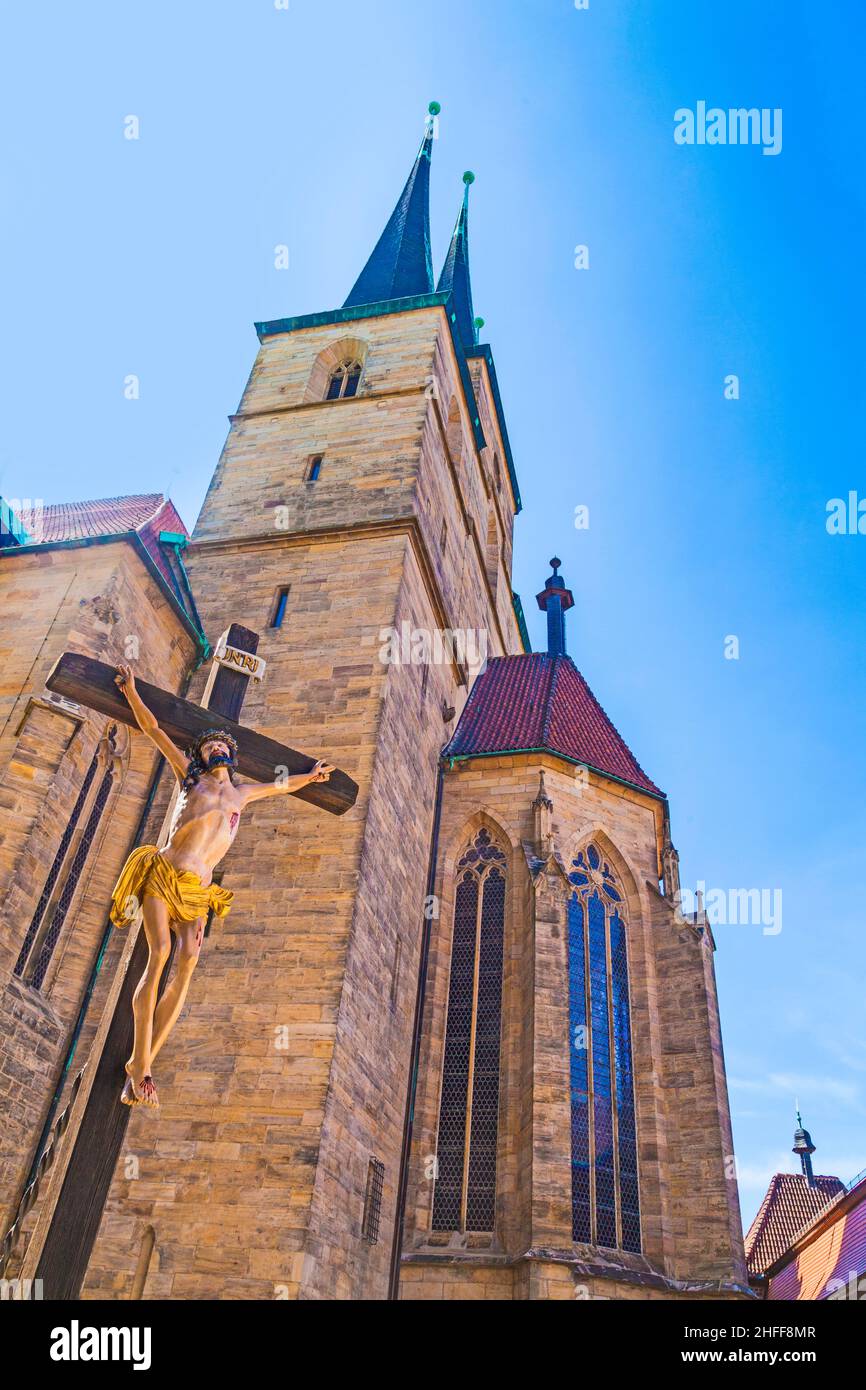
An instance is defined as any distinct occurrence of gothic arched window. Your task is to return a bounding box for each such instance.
[14,726,118,990]
[432,828,506,1233]
[567,842,641,1252]
[325,361,362,400]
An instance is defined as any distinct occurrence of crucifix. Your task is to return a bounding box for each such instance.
[21,623,357,1299]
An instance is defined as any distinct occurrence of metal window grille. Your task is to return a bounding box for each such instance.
[361,1157,385,1244]
[567,844,641,1253]
[432,829,506,1233]
[14,745,101,978]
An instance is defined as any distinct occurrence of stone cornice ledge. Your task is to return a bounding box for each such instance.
[402,1245,755,1297]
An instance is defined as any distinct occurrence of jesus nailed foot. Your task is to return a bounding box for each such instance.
[120,1062,159,1109]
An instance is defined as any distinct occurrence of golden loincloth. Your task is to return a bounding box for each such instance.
[109,845,233,929]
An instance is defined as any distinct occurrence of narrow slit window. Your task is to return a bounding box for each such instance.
[271,586,290,629]
[306,455,323,482]
[439,519,447,554]
[390,938,402,1011]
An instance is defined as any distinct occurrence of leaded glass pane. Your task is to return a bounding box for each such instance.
[432,870,477,1230]
[568,894,592,1242]
[568,852,641,1255]
[466,867,504,1231]
[433,831,506,1235]
[611,908,641,1252]
[588,891,617,1246]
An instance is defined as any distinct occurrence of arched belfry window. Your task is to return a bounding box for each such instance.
[432,828,506,1233]
[325,361,362,400]
[568,842,641,1252]
[14,725,119,990]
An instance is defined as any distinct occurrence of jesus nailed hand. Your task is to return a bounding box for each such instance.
[110,662,335,1110]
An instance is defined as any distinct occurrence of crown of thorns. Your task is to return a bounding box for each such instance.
[189,729,238,762]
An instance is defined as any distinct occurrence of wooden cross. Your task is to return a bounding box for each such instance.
[22,623,356,1297]
[44,638,358,817]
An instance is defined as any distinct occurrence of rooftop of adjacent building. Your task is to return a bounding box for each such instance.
[745,1172,848,1277]
[0,491,205,651]
[744,1113,866,1291]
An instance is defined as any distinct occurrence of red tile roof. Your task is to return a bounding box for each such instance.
[8,493,196,628]
[745,1173,846,1276]
[445,653,663,797]
[16,493,169,543]
[767,1176,866,1299]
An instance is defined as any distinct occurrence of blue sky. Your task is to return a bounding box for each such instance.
[3,1,864,1227]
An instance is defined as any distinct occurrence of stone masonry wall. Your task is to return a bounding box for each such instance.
[0,542,196,1236]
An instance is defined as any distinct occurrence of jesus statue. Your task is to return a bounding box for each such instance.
[109,664,334,1109]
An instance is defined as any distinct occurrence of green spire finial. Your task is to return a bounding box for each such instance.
[474,316,485,331]
[428,101,441,116]
[463,170,475,185]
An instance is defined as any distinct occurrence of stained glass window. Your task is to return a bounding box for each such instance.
[567,843,641,1253]
[432,829,506,1233]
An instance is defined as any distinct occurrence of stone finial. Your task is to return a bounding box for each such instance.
[662,840,680,898]
[532,770,554,858]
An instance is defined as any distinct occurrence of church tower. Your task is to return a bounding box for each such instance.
[75,107,525,1300]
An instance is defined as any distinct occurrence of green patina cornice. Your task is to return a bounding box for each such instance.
[511,590,531,653]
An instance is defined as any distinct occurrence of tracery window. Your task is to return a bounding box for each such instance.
[14,726,118,989]
[432,828,506,1232]
[325,361,362,400]
[567,842,641,1252]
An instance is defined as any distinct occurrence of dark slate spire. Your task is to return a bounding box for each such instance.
[343,103,439,309]
[437,171,480,350]
[793,1109,817,1186]
[536,557,575,657]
